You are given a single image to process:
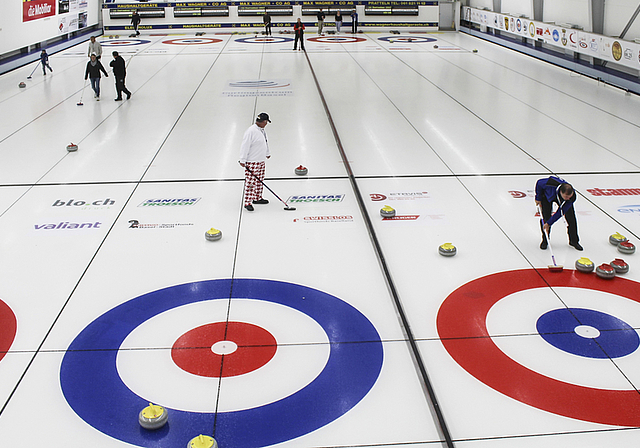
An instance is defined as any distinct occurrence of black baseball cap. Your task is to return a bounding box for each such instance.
[257,113,271,123]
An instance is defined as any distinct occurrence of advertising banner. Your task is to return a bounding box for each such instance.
[23,0,56,22]
[463,6,640,71]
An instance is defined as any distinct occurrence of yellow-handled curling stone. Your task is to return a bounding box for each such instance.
[205,228,222,241]
[188,434,218,448]
[438,243,457,257]
[138,403,168,430]
[610,232,627,245]
[575,257,594,273]
[380,205,395,218]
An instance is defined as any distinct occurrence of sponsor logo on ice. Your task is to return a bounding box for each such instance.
[288,195,344,203]
[587,188,640,196]
[138,198,201,207]
[53,198,115,209]
[35,221,102,230]
[618,205,640,214]
[369,192,429,201]
[293,215,354,223]
[128,220,194,229]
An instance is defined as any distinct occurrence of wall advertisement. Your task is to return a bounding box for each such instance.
[463,6,640,71]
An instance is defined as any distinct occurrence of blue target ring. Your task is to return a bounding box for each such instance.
[60,279,383,447]
[101,39,151,46]
[378,36,437,43]
[537,308,639,359]
[234,37,293,44]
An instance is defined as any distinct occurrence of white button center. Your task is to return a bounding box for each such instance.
[574,325,600,339]
[211,341,238,355]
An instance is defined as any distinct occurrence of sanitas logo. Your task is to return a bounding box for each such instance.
[288,195,344,203]
[587,188,640,196]
[618,205,640,213]
[35,221,102,230]
[139,198,201,207]
[53,198,115,208]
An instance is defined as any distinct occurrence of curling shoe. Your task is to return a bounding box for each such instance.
[244,204,254,211]
[540,240,548,250]
[570,242,584,251]
[252,199,269,205]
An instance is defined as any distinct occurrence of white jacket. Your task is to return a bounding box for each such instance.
[239,124,270,163]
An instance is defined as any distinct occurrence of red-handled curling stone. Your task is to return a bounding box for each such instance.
[610,258,629,274]
[595,263,615,279]
[618,241,636,254]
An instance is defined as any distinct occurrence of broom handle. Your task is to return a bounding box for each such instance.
[537,205,558,267]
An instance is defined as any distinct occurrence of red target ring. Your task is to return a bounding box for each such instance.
[437,268,640,426]
[0,299,17,361]
[171,322,276,377]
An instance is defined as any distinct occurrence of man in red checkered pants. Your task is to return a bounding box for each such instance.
[239,113,271,211]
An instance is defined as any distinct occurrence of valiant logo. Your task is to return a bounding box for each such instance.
[53,198,115,209]
[35,221,102,230]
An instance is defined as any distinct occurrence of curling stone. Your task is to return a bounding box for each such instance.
[433,45,438,49]
[19,82,26,88]
[380,205,395,218]
[66,143,78,152]
[438,243,457,257]
[618,241,636,254]
[472,49,478,53]
[595,263,615,279]
[138,403,168,430]
[575,257,594,273]
[610,258,629,274]
[295,165,308,175]
[188,434,218,448]
[205,228,222,241]
[609,232,627,245]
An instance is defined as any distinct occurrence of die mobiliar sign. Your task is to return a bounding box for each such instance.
[23,0,56,22]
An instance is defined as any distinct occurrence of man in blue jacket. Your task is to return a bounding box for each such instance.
[535,176,582,251]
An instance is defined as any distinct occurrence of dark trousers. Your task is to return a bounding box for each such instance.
[294,32,305,50]
[540,198,579,245]
[264,23,272,35]
[115,77,131,99]
[351,20,358,33]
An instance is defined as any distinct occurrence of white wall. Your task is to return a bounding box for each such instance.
[0,0,101,55]
[469,0,494,10]
[501,0,532,18]
[543,0,591,31]
[605,0,640,40]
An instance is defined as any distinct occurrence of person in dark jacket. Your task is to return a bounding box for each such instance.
[263,12,272,36]
[293,18,305,51]
[535,176,582,251]
[316,8,325,35]
[131,11,141,36]
[40,50,53,75]
[85,54,108,100]
[109,51,131,101]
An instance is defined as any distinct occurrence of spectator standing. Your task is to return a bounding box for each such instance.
[335,10,343,34]
[109,51,131,101]
[317,8,325,35]
[294,18,305,51]
[87,36,102,60]
[263,12,272,36]
[351,9,358,34]
[131,10,141,36]
[85,53,108,100]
